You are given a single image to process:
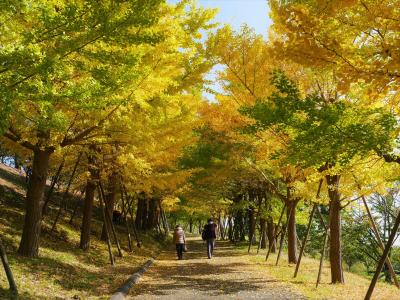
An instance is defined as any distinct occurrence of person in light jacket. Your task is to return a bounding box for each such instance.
[173,225,186,260]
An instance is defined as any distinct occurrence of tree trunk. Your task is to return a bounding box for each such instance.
[50,152,82,233]
[260,218,267,249]
[42,158,65,216]
[18,148,52,257]
[228,216,233,241]
[141,198,148,230]
[0,237,18,293]
[326,174,344,284]
[146,198,158,230]
[248,206,255,243]
[101,173,117,241]
[97,185,115,266]
[267,217,276,253]
[69,189,85,225]
[79,147,98,251]
[14,155,20,169]
[189,218,193,233]
[79,181,96,250]
[286,199,298,264]
[135,196,145,230]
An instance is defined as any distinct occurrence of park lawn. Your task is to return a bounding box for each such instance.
[248,250,400,300]
[0,165,165,300]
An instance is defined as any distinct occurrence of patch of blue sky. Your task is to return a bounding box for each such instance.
[168,0,271,102]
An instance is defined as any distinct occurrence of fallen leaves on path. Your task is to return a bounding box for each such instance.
[128,238,305,299]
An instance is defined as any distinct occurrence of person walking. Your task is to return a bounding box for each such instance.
[203,218,218,259]
[173,225,186,260]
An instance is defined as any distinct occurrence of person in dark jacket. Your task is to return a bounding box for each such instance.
[203,218,218,259]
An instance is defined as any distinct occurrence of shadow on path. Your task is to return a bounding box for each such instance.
[128,238,305,299]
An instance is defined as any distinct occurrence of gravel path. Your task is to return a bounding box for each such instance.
[127,238,306,299]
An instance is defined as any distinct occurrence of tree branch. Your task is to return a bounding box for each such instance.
[60,106,120,147]
[3,129,36,151]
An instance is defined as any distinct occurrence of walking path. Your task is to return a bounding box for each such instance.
[127,238,305,299]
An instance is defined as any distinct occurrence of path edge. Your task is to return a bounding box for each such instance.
[109,254,159,300]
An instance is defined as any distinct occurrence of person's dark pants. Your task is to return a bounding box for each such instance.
[176,243,184,259]
[206,239,215,258]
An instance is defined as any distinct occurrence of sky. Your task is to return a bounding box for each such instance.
[168,0,272,100]
[168,0,271,37]
[191,0,271,38]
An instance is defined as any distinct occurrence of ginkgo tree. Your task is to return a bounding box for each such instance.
[244,69,397,283]
[269,0,400,162]
[0,0,217,258]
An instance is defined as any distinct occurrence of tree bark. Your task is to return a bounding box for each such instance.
[146,198,158,230]
[141,197,148,230]
[79,148,98,251]
[135,195,145,230]
[50,152,82,233]
[79,182,96,250]
[189,218,193,233]
[101,172,117,241]
[97,185,114,266]
[248,206,255,243]
[18,148,52,257]
[42,158,64,216]
[69,189,85,225]
[0,237,18,293]
[267,217,276,253]
[365,211,400,299]
[326,174,344,284]
[286,198,298,264]
[260,218,267,249]
[124,192,141,247]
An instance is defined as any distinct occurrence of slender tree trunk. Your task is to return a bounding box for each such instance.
[141,198,148,230]
[97,185,114,266]
[79,149,98,251]
[228,216,234,241]
[124,192,141,247]
[316,228,329,288]
[326,174,344,284]
[189,218,193,233]
[240,212,246,241]
[266,204,286,261]
[99,182,122,257]
[248,206,255,243]
[276,204,293,266]
[79,182,96,250]
[0,237,18,294]
[50,152,82,233]
[267,217,276,253]
[158,200,169,235]
[286,198,298,264]
[135,196,145,230]
[18,148,52,257]
[120,189,133,252]
[42,158,64,216]
[260,218,267,249]
[101,173,117,241]
[365,211,400,299]
[69,189,85,225]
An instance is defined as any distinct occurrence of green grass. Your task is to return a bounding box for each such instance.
[0,167,166,299]
[245,248,400,300]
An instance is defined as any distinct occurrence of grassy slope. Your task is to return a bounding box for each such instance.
[243,245,400,300]
[0,163,165,300]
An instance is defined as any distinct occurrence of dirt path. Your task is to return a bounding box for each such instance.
[128,238,306,299]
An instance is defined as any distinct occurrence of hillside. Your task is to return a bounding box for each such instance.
[0,163,165,299]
